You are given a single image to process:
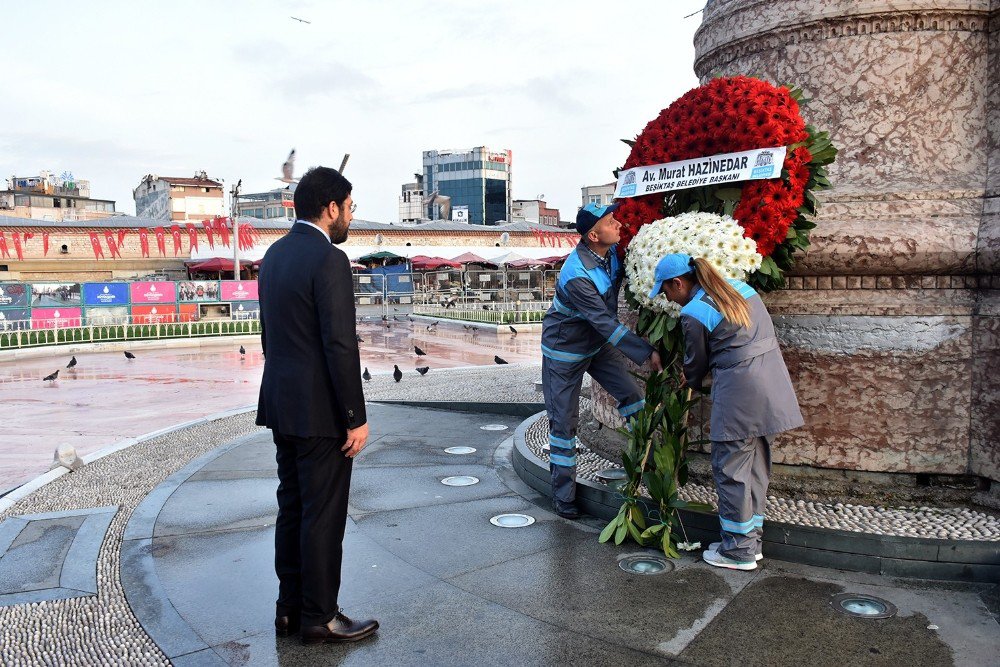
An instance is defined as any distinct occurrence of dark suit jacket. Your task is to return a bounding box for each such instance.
[256,223,366,437]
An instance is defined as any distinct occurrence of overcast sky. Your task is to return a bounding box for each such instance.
[0,1,703,223]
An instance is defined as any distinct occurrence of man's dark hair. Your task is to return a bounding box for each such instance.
[293,167,352,221]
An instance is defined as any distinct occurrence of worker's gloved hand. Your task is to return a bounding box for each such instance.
[649,350,663,373]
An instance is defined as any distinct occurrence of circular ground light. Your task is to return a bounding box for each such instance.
[441,475,480,487]
[830,593,897,619]
[444,446,477,455]
[490,514,536,528]
[619,555,674,575]
[480,424,509,431]
[596,468,628,484]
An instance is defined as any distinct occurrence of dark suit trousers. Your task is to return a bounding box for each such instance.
[273,432,353,627]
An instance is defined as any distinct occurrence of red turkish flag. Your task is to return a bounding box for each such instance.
[103,230,120,258]
[202,220,215,249]
[89,231,105,259]
[154,227,167,257]
[237,222,259,252]
[117,229,127,248]
[0,233,10,259]
[11,232,23,260]
[42,231,50,256]
[215,217,231,247]
[170,224,182,256]
[185,223,199,252]
[139,228,150,258]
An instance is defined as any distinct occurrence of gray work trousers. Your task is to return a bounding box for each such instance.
[711,435,771,562]
[542,345,645,511]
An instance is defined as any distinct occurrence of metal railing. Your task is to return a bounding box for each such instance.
[0,313,260,350]
[414,301,550,324]
[359,270,562,312]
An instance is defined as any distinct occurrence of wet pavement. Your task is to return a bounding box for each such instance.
[113,404,996,666]
[0,323,540,492]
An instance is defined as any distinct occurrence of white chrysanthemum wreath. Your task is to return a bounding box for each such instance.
[624,212,763,316]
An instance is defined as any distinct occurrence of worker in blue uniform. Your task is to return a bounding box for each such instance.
[649,253,803,570]
[541,202,662,519]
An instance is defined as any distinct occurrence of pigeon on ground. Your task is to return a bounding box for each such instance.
[67,356,77,369]
[414,346,426,356]
[239,345,246,358]
[509,326,518,337]
[356,334,364,343]
[392,365,402,383]
[393,307,400,312]
[426,322,438,332]
[381,315,388,322]
[362,367,372,382]
[415,366,429,375]
[494,355,508,365]
[408,316,414,322]
[43,370,59,383]
[124,351,136,360]
[385,324,391,330]
[393,316,403,322]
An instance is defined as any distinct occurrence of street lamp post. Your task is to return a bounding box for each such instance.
[230,179,242,281]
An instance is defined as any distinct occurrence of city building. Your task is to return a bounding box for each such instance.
[399,176,424,223]
[234,186,296,221]
[512,199,561,227]
[581,182,616,208]
[133,171,224,222]
[0,171,116,221]
[422,147,512,225]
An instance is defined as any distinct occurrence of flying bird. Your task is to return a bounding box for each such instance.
[381,315,388,322]
[124,351,136,360]
[66,356,77,369]
[426,322,438,332]
[509,326,518,337]
[276,149,298,184]
[414,346,426,356]
[494,355,508,365]
[392,365,403,383]
[43,370,59,383]
[362,367,372,382]
[415,366,429,375]
[290,16,311,24]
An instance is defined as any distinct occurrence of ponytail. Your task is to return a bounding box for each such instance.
[691,257,752,329]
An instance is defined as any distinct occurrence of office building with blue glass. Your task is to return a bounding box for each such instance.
[422,147,512,225]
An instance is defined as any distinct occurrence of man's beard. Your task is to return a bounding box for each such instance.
[327,209,349,244]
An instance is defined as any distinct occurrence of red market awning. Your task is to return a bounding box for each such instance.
[186,257,252,272]
[450,251,496,267]
[411,255,462,270]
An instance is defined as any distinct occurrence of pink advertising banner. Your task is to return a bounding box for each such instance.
[220,280,259,301]
[31,307,83,328]
[130,281,176,304]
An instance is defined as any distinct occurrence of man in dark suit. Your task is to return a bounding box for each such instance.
[256,166,378,644]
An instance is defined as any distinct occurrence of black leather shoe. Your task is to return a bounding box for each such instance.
[301,611,379,644]
[275,612,300,637]
[554,502,580,519]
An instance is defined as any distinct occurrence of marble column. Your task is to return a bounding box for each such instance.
[591,0,999,484]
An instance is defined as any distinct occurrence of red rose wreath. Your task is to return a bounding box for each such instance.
[615,76,836,291]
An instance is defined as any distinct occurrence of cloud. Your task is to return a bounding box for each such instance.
[273,62,378,98]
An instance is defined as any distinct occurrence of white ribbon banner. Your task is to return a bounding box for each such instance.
[614,146,787,199]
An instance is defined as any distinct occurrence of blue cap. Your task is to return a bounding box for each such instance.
[576,202,620,236]
[649,253,695,298]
